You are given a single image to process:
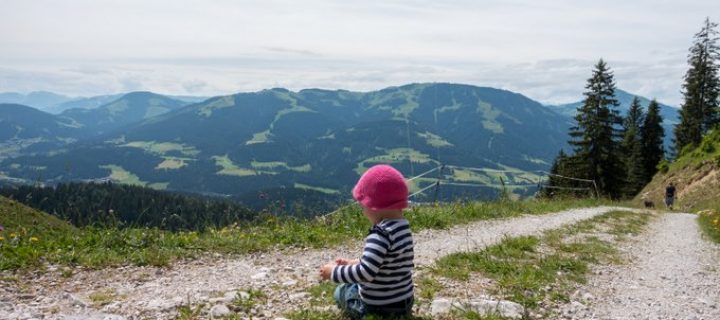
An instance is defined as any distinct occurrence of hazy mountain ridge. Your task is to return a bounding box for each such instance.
[0,83,571,205]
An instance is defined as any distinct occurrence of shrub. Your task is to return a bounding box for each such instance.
[656,159,670,174]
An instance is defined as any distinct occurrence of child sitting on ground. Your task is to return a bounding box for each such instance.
[319,164,415,319]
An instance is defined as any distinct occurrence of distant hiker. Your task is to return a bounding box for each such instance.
[319,164,414,319]
[665,182,676,210]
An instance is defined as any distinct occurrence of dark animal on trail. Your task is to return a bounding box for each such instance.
[643,200,655,209]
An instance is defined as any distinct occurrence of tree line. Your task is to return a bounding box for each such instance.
[0,182,257,231]
[544,18,719,199]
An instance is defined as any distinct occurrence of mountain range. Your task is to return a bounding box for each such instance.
[0,91,208,114]
[0,83,679,208]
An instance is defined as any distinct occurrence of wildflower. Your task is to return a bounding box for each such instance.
[0,236,4,241]
[9,232,17,238]
[30,237,39,242]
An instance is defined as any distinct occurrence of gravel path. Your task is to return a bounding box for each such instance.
[565,213,720,320]
[1,206,634,320]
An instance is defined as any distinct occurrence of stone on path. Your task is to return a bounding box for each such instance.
[431,297,525,319]
[210,304,231,318]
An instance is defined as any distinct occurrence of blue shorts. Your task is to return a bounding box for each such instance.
[334,283,414,319]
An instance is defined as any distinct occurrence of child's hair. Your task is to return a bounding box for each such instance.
[352,164,408,210]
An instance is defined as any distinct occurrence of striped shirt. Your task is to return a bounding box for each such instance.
[332,218,414,306]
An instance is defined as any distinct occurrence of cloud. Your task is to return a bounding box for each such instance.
[0,0,716,106]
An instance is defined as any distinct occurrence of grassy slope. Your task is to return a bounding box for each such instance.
[637,129,720,210]
[637,128,720,242]
[0,196,609,271]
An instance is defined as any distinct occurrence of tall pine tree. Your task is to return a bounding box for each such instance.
[641,99,665,182]
[621,97,646,196]
[568,59,624,199]
[675,18,720,153]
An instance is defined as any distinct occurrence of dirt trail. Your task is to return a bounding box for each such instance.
[564,213,720,320]
[2,206,635,320]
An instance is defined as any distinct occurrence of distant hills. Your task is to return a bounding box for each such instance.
[59,92,188,136]
[0,83,681,208]
[0,83,572,206]
[0,91,207,114]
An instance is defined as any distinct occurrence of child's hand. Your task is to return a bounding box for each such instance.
[335,258,360,265]
[319,263,334,280]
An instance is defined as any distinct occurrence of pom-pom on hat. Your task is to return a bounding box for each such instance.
[352,164,408,210]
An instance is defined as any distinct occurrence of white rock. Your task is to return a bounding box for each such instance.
[102,315,127,320]
[237,291,250,300]
[210,304,231,318]
[223,291,237,303]
[145,298,179,311]
[66,293,88,308]
[430,298,456,316]
[467,299,525,319]
[432,297,524,319]
[289,292,310,300]
[251,272,268,280]
[282,280,298,287]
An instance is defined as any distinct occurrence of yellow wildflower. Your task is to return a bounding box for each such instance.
[0,236,4,241]
[30,236,39,242]
[9,232,17,238]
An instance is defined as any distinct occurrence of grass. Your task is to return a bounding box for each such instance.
[295,183,340,195]
[477,101,503,134]
[99,164,147,186]
[252,160,312,173]
[232,288,267,313]
[697,208,720,243]
[89,288,119,307]
[212,155,275,176]
[0,197,611,271]
[431,210,651,311]
[156,157,190,170]
[198,95,235,117]
[246,130,272,145]
[306,281,336,306]
[355,148,438,175]
[417,131,453,148]
[121,141,200,157]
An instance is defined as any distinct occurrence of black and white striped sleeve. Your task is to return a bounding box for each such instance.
[332,229,390,283]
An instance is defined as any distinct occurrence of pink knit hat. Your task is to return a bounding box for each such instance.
[353,164,408,210]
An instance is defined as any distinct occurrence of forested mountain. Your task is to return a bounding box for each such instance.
[60,92,188,135]
[0,103,81,159]
[1,83,570,204]
[51,94,125,113]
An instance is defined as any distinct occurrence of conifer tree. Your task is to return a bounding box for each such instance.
[543,150,567,198]
[675,18,720,153]
[567,59,624,199]
[621,97,646,196]
[641,99,665,182]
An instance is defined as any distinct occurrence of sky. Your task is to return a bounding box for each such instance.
[0,0,718,106]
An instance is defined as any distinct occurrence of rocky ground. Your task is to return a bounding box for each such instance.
[4,207,718,320]
[557,213,720,320]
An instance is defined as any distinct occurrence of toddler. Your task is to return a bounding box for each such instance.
[319,164,414,319]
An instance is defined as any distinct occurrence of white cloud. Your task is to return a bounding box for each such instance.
[0,0,717,106]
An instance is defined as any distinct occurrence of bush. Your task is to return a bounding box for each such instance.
[700,140,716,154]
[678,143,697,158]
[656,159,670,174]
